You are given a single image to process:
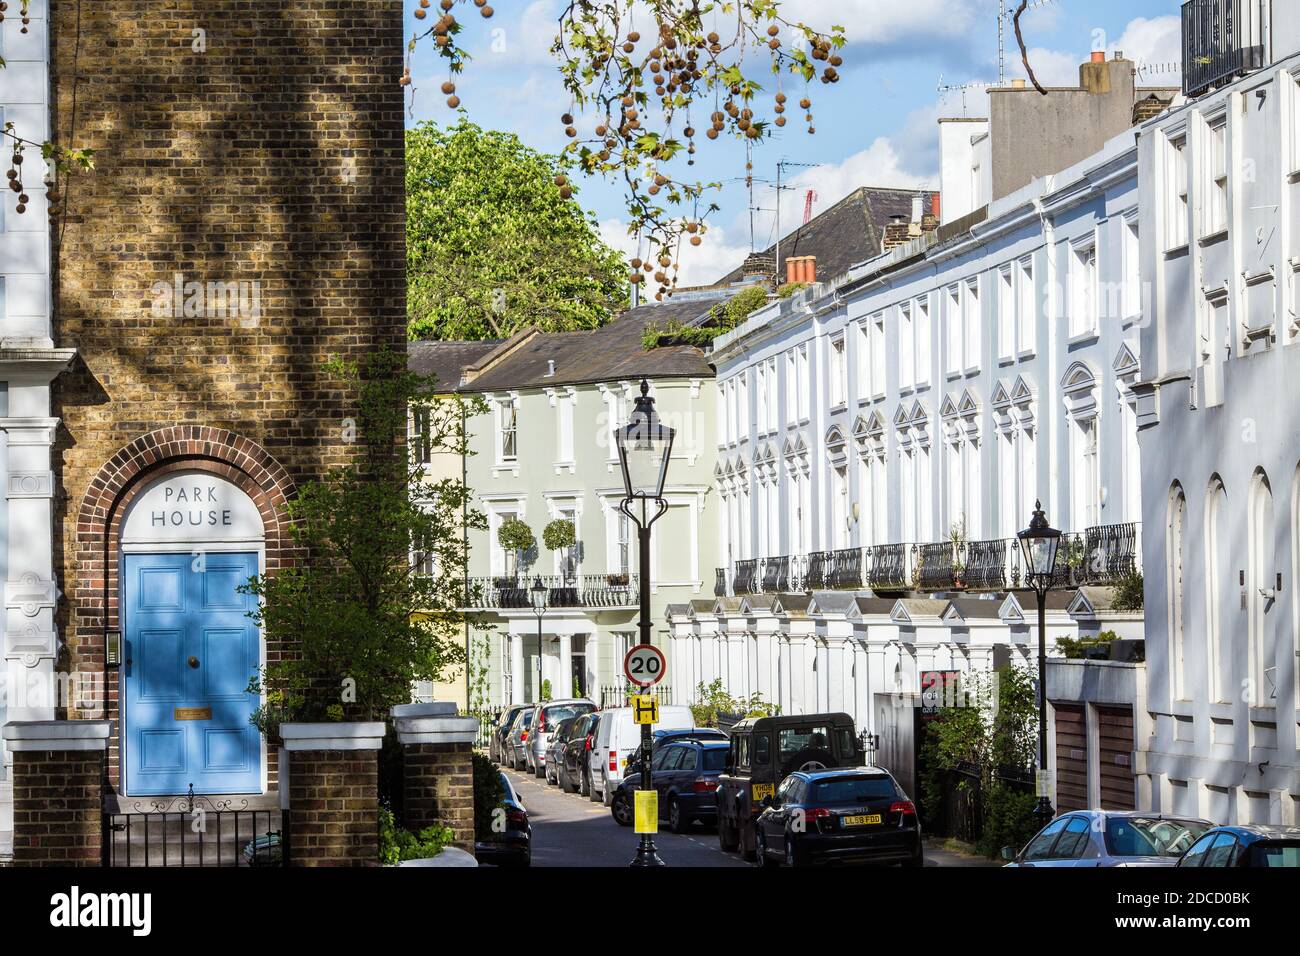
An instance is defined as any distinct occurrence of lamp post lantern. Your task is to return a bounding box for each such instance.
[1017,499,1061,830]
[616,378,674,868]
[530,575,547,704]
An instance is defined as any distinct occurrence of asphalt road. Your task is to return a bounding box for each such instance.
[500,766,995,868]
[502,766,749,867]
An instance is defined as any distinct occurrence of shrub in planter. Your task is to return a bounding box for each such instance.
[542,518,576,553]
[379,805,455,865]
[472,752,506,840]
[497,517,535,559]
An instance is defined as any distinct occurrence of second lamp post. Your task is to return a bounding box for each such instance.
[615,378,674,868]
[1017,499,1062,830]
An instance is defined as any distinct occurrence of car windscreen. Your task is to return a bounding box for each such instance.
[544,703,594,724]
[778,726,832,761]
[809,776,896,805]
[1104,818,1209,857]
[701,747,728,772]
[1251,841,1300,867]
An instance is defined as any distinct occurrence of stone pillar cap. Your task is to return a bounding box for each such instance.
[279,721,386,751]
[3,719,111,751]
[392,710,479,747]
[391,701,458,719]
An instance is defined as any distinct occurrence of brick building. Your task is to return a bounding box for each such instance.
[1,0,405,841]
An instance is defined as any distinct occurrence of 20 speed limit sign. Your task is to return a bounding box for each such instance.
[623,644,667,687]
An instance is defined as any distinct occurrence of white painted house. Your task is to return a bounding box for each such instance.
[0,0,75,856]
[1132,2,1300,826]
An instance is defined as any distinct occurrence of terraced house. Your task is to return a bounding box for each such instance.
[689,53,1173,805]
[415,296,724,710]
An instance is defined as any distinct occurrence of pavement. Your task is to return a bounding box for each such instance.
[499,766,997,867]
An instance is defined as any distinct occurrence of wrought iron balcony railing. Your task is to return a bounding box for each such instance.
[714,521,1141,598]
[1182,0,1265,97]
[462,573,638,610]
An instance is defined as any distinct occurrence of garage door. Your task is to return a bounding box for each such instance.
[1096,705,1136,810]
[1053,703,1087,813]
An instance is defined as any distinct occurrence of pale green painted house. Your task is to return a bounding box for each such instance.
[411,295,726,709]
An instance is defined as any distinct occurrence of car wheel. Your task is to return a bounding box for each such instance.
[718,817,740,852]
[668,797,688,834]
[756,828,778,867]
[579,769,590,797]
[534,759,545,778]
[611,791,633,827]
[902,852,925,868]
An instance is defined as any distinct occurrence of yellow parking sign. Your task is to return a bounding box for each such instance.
[634,790,659,833]
[631,694,659,725]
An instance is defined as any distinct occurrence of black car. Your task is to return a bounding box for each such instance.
[559,712,601,795]
[754,767,922,868]
[475,769,531,867]
[1177,824,1300,867]
[490,705,528,764]
[611,740,729,833]
[623,727,729,778]
[716,712,864,861]
[544,717,579,786]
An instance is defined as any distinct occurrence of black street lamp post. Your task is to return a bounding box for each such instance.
[615,379,674,868]
[530,576,547,704]
[1017,499,1062,831]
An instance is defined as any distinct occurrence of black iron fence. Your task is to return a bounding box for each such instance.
[598,684,674,709]
[712,522,1140,597]
[103,787,285,867]
[1182,0,1265,97]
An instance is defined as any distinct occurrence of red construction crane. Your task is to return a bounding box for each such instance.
[803,189,818,225]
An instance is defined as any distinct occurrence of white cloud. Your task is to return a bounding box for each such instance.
[1006,15,1183,89]
[775,0,980,45]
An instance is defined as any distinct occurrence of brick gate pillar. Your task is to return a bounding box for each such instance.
[391,703,479,854]
[2,721,110,866]
[279,722,385,867]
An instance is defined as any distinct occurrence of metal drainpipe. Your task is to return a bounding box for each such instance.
[461,396,472,711]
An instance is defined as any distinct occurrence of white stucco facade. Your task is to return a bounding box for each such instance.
[1133,40,1300,826]
[0,0,75,855]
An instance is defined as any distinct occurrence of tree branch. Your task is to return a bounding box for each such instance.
[1013,1,1047,96]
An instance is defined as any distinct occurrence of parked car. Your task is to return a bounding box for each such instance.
[475,769,531,867]
[623,727,729,778]
[491,705,528,764]
[505,708,534,770]
[1177,824,1300,867]
[544,717,579,786]
[525,699,597,777]
[592,703,695,805]
[754,766,922,868]
[559,712,601,795]
[1002,811,1211,867]
[716,712,864,861]
[611,739,729,833]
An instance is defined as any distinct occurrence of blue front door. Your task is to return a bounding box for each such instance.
[122,552,261,795]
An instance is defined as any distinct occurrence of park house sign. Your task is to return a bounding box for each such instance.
[121,472,264,544]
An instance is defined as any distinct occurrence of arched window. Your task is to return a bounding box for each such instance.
[1204,477,1228,702]
[1167,483,1187,701]
[1247,470,1275,707]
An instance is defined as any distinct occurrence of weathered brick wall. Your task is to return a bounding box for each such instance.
[403,743,475,853]
[287,750,379,866]
[47,1,406,773]
[11,750,105,866]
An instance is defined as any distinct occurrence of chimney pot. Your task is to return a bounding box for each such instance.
[1090,50,1105,63]
[1010,78,1026,89]
[931,191,941,222]
[804,256,816,284]
[546,359,556,377]
[1113,50,1123,61]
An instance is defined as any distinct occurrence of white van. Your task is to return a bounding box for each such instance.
[592,704,694,804]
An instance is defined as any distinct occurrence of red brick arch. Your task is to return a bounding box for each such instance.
[71,426,298,788]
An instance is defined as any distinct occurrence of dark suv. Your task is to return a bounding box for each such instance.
[611,739,729,833]
[715,712,864,861]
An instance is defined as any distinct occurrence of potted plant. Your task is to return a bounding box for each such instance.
[542,518,577,582]
[495,517,535,588]
[606,570,630,587]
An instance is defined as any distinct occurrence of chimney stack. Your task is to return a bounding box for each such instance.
[882,214,911,250]
[909,195,924,236]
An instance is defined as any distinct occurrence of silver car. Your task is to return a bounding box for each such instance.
[1002,810,1212,867]
[524,699,597,777]
[505,708,534,771]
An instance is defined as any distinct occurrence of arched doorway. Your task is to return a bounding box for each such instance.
[118,471,266,795]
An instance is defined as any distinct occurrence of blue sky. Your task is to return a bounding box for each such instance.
[403,1,1183,285]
